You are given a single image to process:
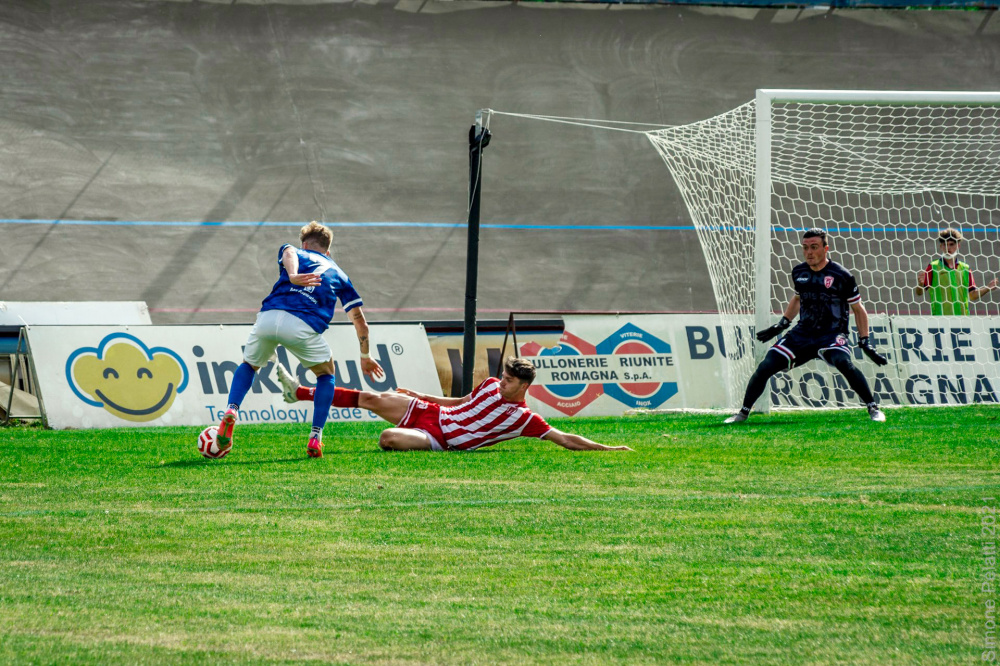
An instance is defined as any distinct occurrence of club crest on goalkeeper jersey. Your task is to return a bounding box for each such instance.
[259,244,363,334]
[790,261,861,337]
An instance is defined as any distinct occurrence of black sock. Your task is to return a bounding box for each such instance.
[742,351,788,411]
[829,353,876,405]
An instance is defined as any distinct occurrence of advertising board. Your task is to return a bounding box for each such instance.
[518,314,1000,416]
[520,314,752,416]
[27,324,441,429]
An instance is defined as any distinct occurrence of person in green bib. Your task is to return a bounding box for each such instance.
[915,228,997,315]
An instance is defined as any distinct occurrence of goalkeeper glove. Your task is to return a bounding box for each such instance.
[755,316,791,343]
[858,336,888,366]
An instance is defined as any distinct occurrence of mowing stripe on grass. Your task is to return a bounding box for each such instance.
[1,483,994,519]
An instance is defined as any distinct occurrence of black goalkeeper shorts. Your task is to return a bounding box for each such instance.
[769,330,852,370]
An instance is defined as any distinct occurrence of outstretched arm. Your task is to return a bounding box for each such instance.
[783,294,801,321]
[970,278,998,302]
[544,428,632,451]
[394,387,469,407]
[348,307,384,379]
[850,301,870,339]
[852,301,888,366]
[757,295,799,342]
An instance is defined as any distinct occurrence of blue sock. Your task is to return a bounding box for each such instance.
[226,362,257,410]
[311,374,335,437]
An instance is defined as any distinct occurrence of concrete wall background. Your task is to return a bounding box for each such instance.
[0,1,998,323]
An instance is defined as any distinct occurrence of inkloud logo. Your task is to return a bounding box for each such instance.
[192,344,401,423]
[521,323,678,416]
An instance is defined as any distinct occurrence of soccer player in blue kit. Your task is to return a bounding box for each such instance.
[725,228,889,424]
[214,221,384,458]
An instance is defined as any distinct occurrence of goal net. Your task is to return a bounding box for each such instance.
[647,90,1000,410]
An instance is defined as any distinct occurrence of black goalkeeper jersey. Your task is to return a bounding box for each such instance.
[790,260,862,337]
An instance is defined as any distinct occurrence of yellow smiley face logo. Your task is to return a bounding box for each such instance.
[66,333,189,422]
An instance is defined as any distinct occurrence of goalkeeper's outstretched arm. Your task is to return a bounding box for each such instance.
[851,301,889,366]
[756,296,800,342]
[544,429,632,452]
[850,300,870,339]
[783,295,801,322]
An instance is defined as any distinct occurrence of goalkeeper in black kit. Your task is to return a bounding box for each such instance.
[725,228,888,424]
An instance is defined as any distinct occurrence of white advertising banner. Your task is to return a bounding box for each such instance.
[890,316,1000,406]
[0,301,151,326]
[518,313,1000,416]
[27,324,441,429]
[518,314,755,417]
[25,316,1000,426]
[770,315,1000,409]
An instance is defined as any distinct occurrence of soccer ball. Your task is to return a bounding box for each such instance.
[198,426,230,459]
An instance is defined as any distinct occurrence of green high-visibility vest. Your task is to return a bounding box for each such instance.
[928,258,971,316]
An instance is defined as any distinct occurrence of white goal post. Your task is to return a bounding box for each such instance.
[648,89,1000,410]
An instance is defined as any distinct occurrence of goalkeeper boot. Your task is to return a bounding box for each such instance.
[724,408,750,424]
[275,363,300,404]
[216,407,237,452]
[867,404,886,422]
[307,436,323,458]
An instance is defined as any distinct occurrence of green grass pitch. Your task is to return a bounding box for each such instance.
[1,406,997,664]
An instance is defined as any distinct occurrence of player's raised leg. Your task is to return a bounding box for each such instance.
[357,391,414,425]
[275,361,413,426]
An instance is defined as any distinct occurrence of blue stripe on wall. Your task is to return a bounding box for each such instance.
[0,218,694,231]
[0,219,997,234]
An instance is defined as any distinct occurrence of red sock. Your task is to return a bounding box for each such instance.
[332,388,360,408]
[295,386,359,408]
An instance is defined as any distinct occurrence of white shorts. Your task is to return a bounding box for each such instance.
[243,310,331,368]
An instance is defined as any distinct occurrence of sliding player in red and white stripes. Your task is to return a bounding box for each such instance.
[275,357,631,452]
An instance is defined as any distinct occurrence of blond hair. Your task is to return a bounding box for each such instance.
[300,221,333,252]
[937,227,963,243]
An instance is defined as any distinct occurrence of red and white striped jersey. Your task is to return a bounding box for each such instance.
[439,378,552,451]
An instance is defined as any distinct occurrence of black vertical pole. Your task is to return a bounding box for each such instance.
[463,118,490,395]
